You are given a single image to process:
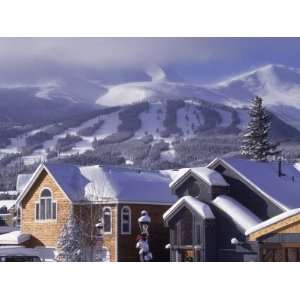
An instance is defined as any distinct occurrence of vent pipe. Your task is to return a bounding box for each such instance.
[278,158,282,177]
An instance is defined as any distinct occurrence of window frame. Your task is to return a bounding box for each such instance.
[121,206,131,235]
[103,206,112,234]
[35,188,57,223]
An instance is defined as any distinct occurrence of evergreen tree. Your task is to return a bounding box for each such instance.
[241,96,281,161]
[56,212,83,262]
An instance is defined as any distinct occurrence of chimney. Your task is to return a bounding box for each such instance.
[278,158,282,177]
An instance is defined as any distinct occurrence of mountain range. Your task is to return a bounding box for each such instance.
[1,63,300,169]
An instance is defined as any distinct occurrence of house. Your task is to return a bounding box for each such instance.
[163,157,300,262]
[0,199,18,234]
[0,163,176,261]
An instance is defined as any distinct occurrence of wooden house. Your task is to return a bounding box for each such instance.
[163,157,300,262]
[0,163,176,261]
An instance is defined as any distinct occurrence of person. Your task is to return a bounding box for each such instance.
[136,233,152,262]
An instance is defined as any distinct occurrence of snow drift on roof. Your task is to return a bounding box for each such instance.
[169,167,228,188]
[212,195,261,233]
[217,158,300,210]
[245,208,300,236]
[160,168,189,181]
[0,200,17,210]
[0,231,31,245]
[16,174,33,193]
[44,163,176,204]
[163,196,215,223]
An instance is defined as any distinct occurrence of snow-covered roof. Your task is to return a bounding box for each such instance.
[212,195,261,233]
[18,163,176,205]
[0,191,18,196]
[163,196,215,224]
[160,168,189,181]
[0,246,55,261]
[169,167,228,189]
[209,158,300,210]
[0,199,17,210]
[0,231,31,245]
[245,208,300,236]
[16,174,33,193]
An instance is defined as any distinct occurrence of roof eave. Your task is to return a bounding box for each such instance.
[16,163,74,206]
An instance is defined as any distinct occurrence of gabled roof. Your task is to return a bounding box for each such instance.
[16,174,33,193]
[245,208,300,236]
[17,163,176,205]
[163,196,215,225]
[212,195,261,234]
[208,157,300,211]
[169,167,229,189]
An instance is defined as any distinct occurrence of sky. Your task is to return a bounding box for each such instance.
[1,37,300,84]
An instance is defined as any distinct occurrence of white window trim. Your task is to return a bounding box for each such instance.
[35,187,57,223]
[103,206,112,235]
[121,206,131,235]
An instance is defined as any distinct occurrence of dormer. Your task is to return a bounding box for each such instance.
[169,167,229,202]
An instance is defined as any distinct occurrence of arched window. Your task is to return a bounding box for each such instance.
[35,188,57,221]
[103,207,112,234]
[121,206,131,234]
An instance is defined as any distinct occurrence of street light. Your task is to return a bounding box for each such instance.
[138,210,151,235]
[95,219,104,238]
[136,210,152,262]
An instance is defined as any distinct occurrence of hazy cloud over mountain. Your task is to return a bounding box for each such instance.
[1,37,300,84]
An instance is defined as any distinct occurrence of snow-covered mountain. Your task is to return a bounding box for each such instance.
[96,65,227,106]
[2,63,300,164]
[213,64,300,107]
[1,98,298,167]
[96,64,300,131]
[211,64,300,130]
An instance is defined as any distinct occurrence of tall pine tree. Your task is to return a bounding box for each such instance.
[241,96,281,161]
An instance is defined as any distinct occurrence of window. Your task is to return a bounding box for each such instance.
[121,206,131,234]
[188,181,201,197]
[35,188,57,221]
[194,220,201,245]
[103,207,112,234]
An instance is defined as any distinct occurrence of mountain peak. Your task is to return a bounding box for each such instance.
[216,64,300,87]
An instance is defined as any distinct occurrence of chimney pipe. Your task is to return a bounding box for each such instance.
[278,158,282,177]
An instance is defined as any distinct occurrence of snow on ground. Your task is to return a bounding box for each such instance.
[68,116,103,135]
[44,112,121,156]
[1,125,52,154]
[135,101,166,138]
[97,82,155,106]
[177,104,203,136]
[215,108,232,127]
[160,148,176,162]
[0,110,121,159]
[93,111,120,139]
[22,154,46,165]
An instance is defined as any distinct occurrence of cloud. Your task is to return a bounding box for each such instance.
[1,38,300,85]
[0,37,238,69]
